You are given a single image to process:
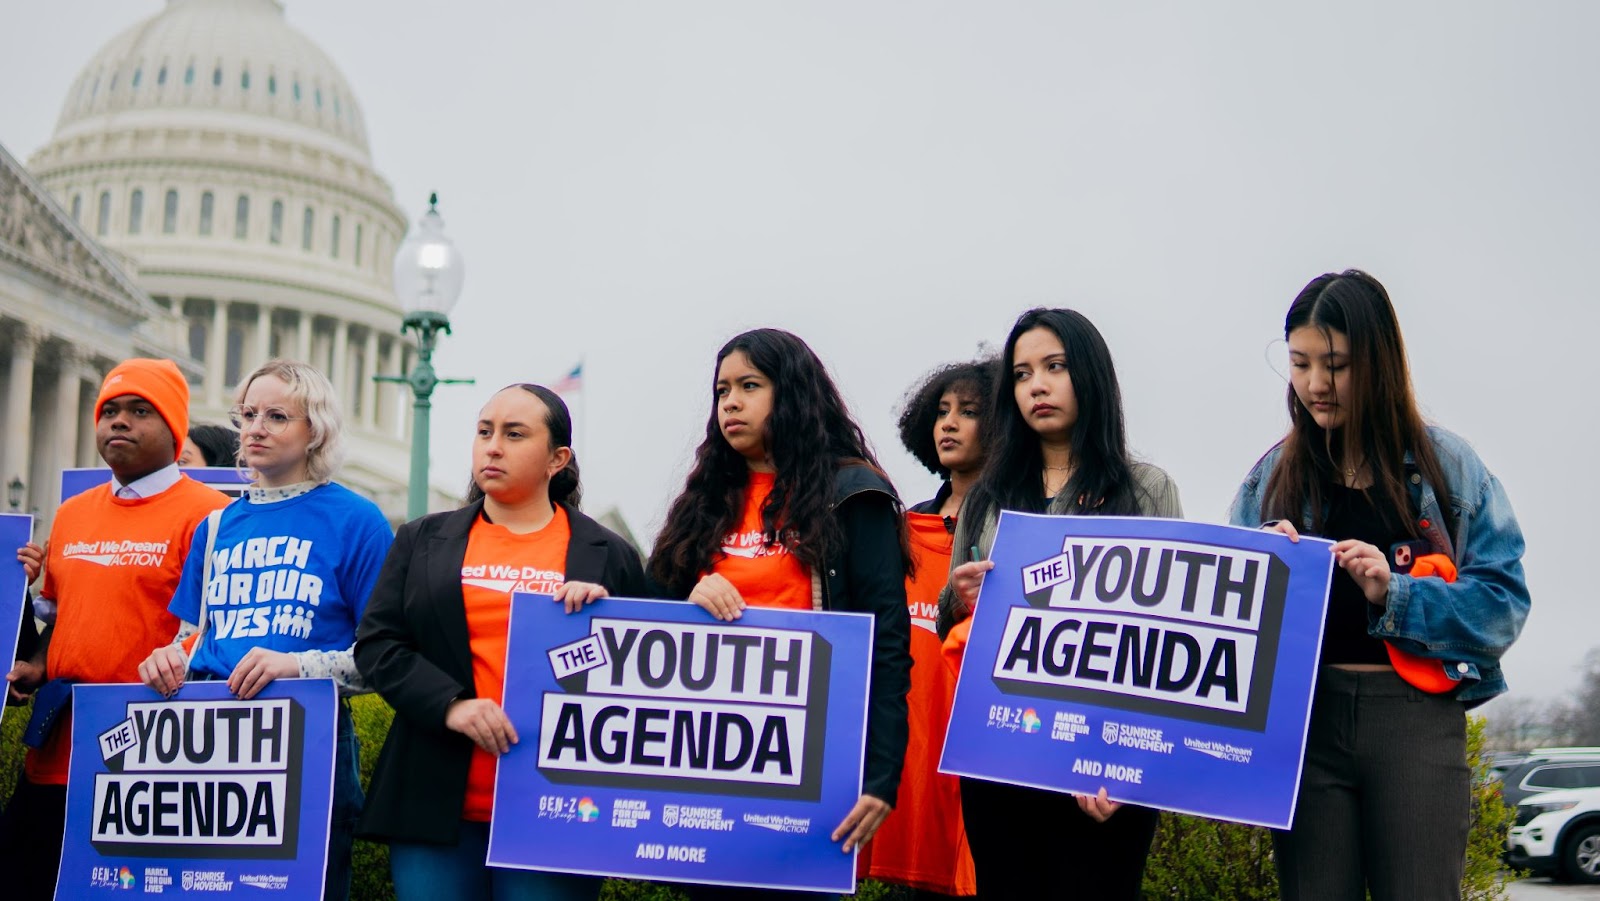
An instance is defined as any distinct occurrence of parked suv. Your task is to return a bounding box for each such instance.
[1508,785,1600,883]
[1495,748,1600,809]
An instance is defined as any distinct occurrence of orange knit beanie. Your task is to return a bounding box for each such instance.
[94,358,191,461]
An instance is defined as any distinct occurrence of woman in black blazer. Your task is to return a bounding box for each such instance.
[355,385,648,901]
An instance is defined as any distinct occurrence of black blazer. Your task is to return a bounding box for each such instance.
[354,500,649,845]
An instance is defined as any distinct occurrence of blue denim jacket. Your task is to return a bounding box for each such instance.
[1228,425,1529,706]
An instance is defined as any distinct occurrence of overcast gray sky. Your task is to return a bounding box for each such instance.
[3,1,1594,705]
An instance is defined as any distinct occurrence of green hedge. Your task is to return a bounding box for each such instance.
[3,698,1514,899]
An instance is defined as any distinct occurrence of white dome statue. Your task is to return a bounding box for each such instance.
[56,0,371,159]
[28,0,432,521]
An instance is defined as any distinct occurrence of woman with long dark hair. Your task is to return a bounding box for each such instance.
[650,328,913,901]
[1229,270,1529,900]
[858,358,996,898]
[355,384,648,900]
[937,308,1181,899]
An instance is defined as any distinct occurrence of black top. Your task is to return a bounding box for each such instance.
[1317,483,1408,666]
[354,500,650,845]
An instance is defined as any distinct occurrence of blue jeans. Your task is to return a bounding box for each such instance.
[389,820,601,901]
[327,702,363,901]
[186,674,360,901]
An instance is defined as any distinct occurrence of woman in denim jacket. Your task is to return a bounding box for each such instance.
[1229,269,1529,901]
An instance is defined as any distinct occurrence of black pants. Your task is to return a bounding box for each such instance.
[0,776,67,901]
[960,777,1158,900]
[1275,668,1469,901]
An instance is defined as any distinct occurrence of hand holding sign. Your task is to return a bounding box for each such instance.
[688,572,746,621]
[446,698,518,755]
[227,647,301,700]
[7,658,43,703]
[1331,539,1391,605]
[554,580,609,614]
[137,644,189,698]
[17,541,43,583]
[830,793,892,852]
[950,559,994,612]
[1075,787,1120,823]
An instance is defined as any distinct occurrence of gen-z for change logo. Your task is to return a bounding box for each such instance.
[488,595,873,894]
[59,680,336,899]
[942,513,1333,829]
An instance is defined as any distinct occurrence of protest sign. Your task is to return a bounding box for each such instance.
[57,679,337,898]
[0,513,32,730]
[61,467,250,503]
[940,512,1334,828]
[487,594,873,894]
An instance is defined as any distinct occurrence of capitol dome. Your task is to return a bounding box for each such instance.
[54,0,371,160]
[27,0,427,520]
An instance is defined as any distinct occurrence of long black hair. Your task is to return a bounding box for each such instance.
[896,358,1001,476]
[649,329,909,597]
[964,308,1142,526]
[465,383,582,510]
[1261,269,1449,536]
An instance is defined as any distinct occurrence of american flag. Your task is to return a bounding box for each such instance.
[550,361,584,395]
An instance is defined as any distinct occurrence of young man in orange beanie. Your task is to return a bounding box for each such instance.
[0,358,230,900]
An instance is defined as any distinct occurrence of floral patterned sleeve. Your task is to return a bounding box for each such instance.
[292,645,368,696]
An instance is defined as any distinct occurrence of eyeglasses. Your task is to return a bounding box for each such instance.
[229,405,305,435]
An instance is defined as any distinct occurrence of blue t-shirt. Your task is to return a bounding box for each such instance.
[171,483,394,680]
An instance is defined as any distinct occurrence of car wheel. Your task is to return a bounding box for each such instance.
[1564,824,1600,884]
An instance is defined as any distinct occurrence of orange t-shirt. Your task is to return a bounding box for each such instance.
[460,507,570,821]
[28,478,231,785]
[708,471,811,611]
[859,510,977,895]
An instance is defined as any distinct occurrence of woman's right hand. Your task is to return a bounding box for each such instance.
[138,645,189,698]
[688,573,745,621]
[445,698,519,755]
[951,559,995,609]
[16,542,43,583]
[1263,520,1301,543]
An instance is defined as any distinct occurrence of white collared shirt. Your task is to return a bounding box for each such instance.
[109,462,183,500]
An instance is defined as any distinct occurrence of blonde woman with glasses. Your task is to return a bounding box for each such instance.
[138,359,394,901]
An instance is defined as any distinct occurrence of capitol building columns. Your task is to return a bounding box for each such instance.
[176,300,412,445]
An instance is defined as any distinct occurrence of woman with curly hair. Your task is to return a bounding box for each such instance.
[938,308,1181,900]
[859,358,998,899]
[650,328,913,901]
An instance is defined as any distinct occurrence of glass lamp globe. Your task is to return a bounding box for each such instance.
[392,193,465,318]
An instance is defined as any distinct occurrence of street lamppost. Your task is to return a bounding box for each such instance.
[376,193,473,520]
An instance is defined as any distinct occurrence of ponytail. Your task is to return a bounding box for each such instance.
[463,383,583,511]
